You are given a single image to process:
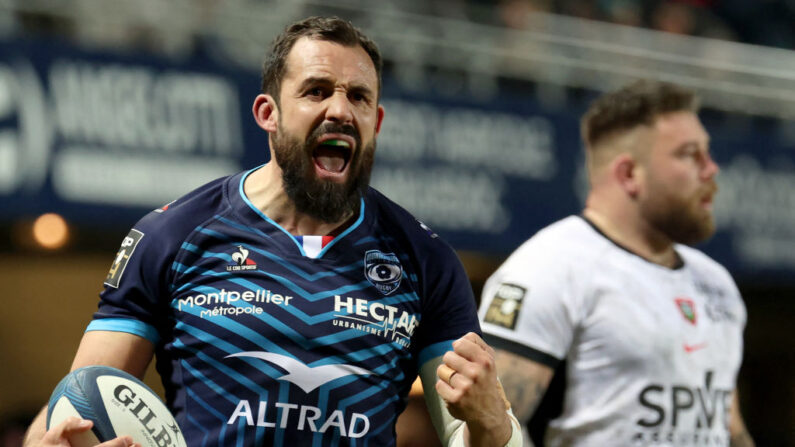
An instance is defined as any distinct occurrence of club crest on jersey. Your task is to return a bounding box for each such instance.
[484,283,526,330]
[226,245,257,272]
[104,229,144,288]
[364,250,403,295]
[675,297,697,325]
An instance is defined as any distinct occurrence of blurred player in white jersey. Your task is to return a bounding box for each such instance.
[478,80,755,446]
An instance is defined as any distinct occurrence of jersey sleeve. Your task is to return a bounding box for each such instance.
[478,238,583,368]
[414,242,481,367]
[87,210,180,345]
[87,176,226,344]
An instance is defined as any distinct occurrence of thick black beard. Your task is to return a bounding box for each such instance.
[272,123,374,224]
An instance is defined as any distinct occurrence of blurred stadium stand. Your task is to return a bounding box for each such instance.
[0,0,793,445]
[2,0,794,117]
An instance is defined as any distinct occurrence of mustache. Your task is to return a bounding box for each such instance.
[308,123,361,148]
[703,180,718,196]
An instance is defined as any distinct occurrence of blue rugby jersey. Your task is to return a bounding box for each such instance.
[88,168,480,446]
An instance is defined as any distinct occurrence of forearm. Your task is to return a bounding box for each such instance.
[495,350,552,423]
[462,409,518,447]
[23,331,154,447]
[730,430,755,447]
[442,409,520,447]
[729,391,754,447]
[22,406,48,447]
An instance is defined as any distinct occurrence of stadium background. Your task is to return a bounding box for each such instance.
[0,0,793,445]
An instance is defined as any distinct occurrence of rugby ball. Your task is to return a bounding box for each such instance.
[47,366,187,447]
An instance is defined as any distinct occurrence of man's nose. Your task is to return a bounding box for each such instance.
[702,153,720,179]
[325,91,354,124]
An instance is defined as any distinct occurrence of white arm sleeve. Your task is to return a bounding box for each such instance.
[419,356,466,445]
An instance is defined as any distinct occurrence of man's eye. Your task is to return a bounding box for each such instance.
[307,88,324,97]
[677,149,696,159]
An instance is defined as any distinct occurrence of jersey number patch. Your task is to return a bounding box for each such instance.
[483,283,526,330]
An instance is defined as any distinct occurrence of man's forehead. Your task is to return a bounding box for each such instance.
[654,111,703,129]
[654,111,708,139]
[284,37,377,84]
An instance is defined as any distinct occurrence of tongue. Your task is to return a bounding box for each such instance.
[314,146,347,173]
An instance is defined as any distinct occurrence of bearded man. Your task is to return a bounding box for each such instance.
[479,80,754,447]
[25,16,520,447]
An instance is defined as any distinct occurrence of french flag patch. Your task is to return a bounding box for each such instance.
[296,235,334,258]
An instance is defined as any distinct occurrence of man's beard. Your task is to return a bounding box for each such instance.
[640,181,718,246]
[271,122,374,224]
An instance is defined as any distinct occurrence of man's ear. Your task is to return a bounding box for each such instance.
[253,94,278,133]
[374,104,385,135]
[613,153,642,198]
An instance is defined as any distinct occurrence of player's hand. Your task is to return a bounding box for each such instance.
[435,332,512,445]
[37,417,137,447]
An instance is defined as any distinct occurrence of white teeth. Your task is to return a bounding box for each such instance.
[321,139,351,148]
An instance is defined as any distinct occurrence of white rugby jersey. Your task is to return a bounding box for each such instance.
[479,216,746,446]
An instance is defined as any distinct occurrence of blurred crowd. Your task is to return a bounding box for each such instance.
[8,0,795,51]
[438,0,795,49]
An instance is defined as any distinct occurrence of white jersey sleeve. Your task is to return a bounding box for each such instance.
[479,217,601,366]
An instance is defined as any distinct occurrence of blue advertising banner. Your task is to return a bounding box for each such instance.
[0,37,264,226]
[1,36,794,281]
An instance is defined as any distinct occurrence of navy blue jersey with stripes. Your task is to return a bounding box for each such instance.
[88,169,480,446]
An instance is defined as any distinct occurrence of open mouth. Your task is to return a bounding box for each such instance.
[313,137,353,175]
[700,193,714,210]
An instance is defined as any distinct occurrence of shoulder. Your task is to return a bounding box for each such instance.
[130,174,233,250]
[677,244,736,286]
[497,216,608,276]
[677,244,746,317]
[363,188,472,304]
[364,188,457,260]
[484,216,616,316]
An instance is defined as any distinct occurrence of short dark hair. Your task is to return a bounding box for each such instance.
[581,80,698,148]
[261,16,383,102]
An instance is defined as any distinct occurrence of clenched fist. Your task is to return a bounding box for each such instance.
[435,332,512,446]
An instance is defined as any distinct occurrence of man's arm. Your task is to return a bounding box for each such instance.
[23,330,155,447]
[494,349,554,424]
[729,391,755,447]
[420,333,520,447]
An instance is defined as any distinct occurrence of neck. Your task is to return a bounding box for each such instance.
[244,163,355,236]
[583,198,679,268]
